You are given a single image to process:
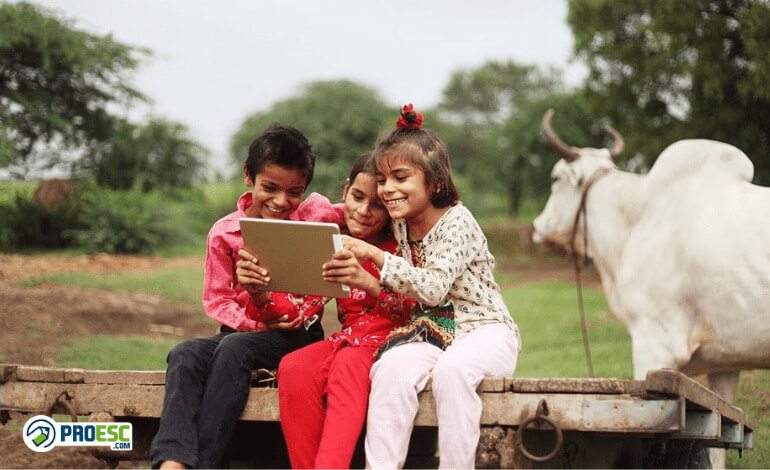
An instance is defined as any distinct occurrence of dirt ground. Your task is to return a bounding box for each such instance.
[0,254,217,469]
[0,252,598,469]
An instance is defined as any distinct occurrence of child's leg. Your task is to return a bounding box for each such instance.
[365,342,442,469]
[196,323,324,468]
[278,339,335,469]
[149,332,230,468]
[431,323,520,469]
[315,345,377,469]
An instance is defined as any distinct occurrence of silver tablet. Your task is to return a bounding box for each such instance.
[239,218,350,298]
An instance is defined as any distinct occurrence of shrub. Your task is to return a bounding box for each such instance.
[67,184,182,254]
[0,194,81,250]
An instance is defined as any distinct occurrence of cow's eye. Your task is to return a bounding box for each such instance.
[550,176,559,184]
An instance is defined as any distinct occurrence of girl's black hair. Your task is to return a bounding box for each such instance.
[371,108,459,208]
[342,152,374,198]
[244,124,315,185]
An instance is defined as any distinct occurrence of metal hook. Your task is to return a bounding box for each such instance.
[516,399,564,462]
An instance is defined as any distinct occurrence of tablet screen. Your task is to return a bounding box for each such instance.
[239,218,350,298]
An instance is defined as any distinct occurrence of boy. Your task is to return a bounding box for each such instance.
[150,124,341,469]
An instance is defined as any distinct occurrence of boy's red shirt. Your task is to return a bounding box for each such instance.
[202,191,344,332]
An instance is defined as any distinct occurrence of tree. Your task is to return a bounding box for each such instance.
[0,2,147,176]
[440,60,563,125]
[80,117,208,191]
[568,0,770,184]
[437,60,563,214]
[501,93,606,214]
[230,80,392,197]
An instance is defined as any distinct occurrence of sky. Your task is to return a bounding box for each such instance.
[35,0,585,176]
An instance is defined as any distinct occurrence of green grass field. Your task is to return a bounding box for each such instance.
[57,336,179,370]
[15,263,769,467]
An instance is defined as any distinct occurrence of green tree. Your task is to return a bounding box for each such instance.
[501,93,607,214]
[230,80,392,197]
[568,0,770,183]
[80,117,208,191]
[437,60,563,214]
[0,2,147,176]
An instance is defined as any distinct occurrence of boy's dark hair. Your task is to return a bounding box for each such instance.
[244,124,315,185]
[371,107,459,208]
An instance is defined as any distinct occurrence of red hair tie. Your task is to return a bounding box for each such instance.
[396,103,424,129]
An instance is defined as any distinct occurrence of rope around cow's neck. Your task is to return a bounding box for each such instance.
[570,166,612,379]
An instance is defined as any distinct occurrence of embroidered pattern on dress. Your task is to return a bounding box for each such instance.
[376,238,456,358]
[375,304,455,358]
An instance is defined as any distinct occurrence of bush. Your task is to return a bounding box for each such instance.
[67,184,184,254]
[0,194,81,250]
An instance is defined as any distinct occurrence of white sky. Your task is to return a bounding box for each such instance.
[34,0,585,175]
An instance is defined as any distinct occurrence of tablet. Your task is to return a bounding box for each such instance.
[239,218,350,298]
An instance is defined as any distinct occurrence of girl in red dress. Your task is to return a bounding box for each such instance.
[276,153,414,469]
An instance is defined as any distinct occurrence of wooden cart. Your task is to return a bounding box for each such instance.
[0,364,753,468]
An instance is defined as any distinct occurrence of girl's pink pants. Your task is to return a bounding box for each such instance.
[365,323,520,469]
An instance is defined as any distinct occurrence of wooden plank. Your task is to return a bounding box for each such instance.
[644,369,752,429]
[2,381,684,432]
[0,364,17,383]
[0,381,281,422]
[12,365,85,384]
[82,370,166,385]
[507,377,645,395]
[416,392,683,432]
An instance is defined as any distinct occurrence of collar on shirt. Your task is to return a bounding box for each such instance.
[218,191,255,234]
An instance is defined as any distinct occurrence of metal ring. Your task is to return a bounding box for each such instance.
[46,392,78,422]
[516,414,564,462]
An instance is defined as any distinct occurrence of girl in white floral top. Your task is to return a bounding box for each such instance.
[323,104,521,469]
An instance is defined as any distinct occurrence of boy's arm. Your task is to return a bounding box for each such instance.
[202,233,259,332]
[292,193,345,226]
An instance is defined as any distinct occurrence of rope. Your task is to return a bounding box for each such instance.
[568,166,611,378]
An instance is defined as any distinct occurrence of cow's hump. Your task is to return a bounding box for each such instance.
[644,139,753,192]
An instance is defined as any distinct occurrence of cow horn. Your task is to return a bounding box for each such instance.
[605,125,625,160]
[542,109,579,162]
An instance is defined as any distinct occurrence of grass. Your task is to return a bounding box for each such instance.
[728,370,770,468]
[56,335,179,370]
[17,267,204,307]
[509,281,633,379]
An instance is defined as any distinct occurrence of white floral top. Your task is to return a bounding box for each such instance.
[379,204,517,337]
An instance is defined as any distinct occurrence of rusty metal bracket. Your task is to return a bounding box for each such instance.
[516,399,564,462]
[46,391,79,422]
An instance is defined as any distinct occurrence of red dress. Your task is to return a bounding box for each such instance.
[277,236,414,469]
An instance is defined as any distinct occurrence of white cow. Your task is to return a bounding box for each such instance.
[532,110,770,407]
